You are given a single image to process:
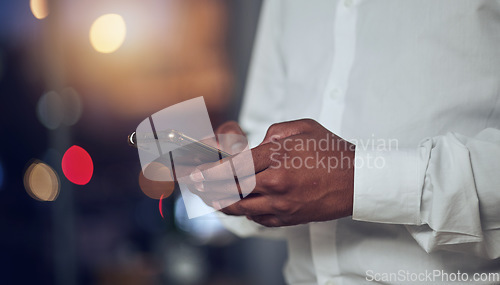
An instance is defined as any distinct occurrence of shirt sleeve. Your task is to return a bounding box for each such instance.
[217,0,288,239]
[238,0,287,147]
[353,128,500,259]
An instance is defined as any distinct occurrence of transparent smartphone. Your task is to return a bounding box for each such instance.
[128,129,231,163]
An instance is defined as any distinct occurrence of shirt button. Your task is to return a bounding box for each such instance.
[344,0,353,7]
[329,88,340,99]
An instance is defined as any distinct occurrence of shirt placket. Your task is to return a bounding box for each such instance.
[312,0,359,284]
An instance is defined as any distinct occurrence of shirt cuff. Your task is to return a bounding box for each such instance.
[352,147,422,225]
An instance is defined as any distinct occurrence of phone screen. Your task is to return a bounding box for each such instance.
[128,130,231,163]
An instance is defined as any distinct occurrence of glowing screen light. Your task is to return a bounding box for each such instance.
[30,0,49,20]
[89,14,127,54]
[62,145,93,185]
[24,160,60,201]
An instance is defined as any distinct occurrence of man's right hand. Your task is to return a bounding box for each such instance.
[181,121,252,208]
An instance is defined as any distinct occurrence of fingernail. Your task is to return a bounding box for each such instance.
[190,168,205,182]
[194,182,204,192]
[212,201,221,209]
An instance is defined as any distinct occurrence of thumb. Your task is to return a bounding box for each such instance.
[215,121,245,135]
[215,121,248,154]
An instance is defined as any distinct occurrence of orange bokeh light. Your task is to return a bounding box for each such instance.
[138,162,175,200]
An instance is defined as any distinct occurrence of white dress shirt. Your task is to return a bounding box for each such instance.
[220,0,500,284]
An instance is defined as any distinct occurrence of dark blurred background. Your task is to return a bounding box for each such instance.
[0,0,288,284]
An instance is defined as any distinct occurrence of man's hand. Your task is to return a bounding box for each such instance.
[187,119,355,227]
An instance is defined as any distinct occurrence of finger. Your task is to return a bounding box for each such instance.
[198,174,266,195]
[184,179,241,208]
[189,143,274,182]
[219,195,273,216]
[210,195,241,211]
[247,214,282,227]
[185,168,275,211]
[195,191,241,209]
[217,133,249,155]
[192,179,240,200]
[173,164,200,184]
[260,119,318,145]
[186,169,271,209]
[215,121,245,135]
[189,158,234,182]
[184,172,253,199]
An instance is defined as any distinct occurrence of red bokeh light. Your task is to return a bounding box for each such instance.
[159,194,165,219]
[62,145,93,185]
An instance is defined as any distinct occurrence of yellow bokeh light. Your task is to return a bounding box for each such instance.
[24,160,60,202]
[89,14,127,54]
[30,0,49,20]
